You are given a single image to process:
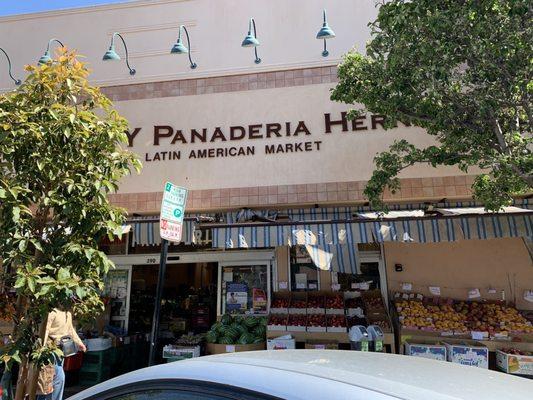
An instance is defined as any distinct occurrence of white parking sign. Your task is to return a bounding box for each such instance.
[160,182,188,242]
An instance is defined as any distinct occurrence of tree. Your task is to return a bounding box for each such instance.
[0,49,141,399]
[331,0,532,210]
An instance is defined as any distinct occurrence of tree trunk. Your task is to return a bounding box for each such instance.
[27,316,49,400]
[13,295,28,400]
[14,358,28,400]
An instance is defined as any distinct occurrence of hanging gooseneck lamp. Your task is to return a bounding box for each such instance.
[316,9,335,57]
[102,32,136,75]
[38,38,65,65]
[0,48,21,85]
[241,18,261,64]
[170,25,198,69]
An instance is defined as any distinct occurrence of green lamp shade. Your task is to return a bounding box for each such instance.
[38,51,52,65]
[171,40,189,54]
[103,47,121,61]
[241,33,259,48]
[316,25,335,40]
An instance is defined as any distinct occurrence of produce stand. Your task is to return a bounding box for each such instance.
[398,331,533,354]
[391,294,533,373]
[267,290,396,353]
[266,330,396,353]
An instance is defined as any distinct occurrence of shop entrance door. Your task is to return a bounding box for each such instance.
[110,249,274,333]
[358,249,388,306]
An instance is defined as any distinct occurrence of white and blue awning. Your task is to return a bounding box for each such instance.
[131,216,199,246]
[211,212,532,248]
[209,209,532,273]
[127,200,532,275]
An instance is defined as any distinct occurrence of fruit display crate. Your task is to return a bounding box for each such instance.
[266,330,396,353]
[398,330,533,354]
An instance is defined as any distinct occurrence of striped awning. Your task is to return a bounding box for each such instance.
[210,211,532,274]
[131,217,198,246]
[212,213,532,249]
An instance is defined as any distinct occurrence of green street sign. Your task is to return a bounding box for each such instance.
[160,182,188,242]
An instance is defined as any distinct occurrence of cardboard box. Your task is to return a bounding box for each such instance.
[305,340,338,350]
[267,314,288,331]
[307,293,326,314]
[307,326,327,332]
[326,326,347,333]
[362,290,387,313]
[267,324,287,331]
[496,350,533,376]
[445,340,488,368]
[366,313,393,333]
[267,335,296,350]
[270,292,290,314]
[206,342,265,355]
[404,340,447,361]
[325,293,345,315]
[289,292,307,314]
[163,345,201,359]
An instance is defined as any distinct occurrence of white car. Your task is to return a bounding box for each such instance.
[68,350,532,400]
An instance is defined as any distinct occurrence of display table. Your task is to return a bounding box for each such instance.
[397,330,533,354]
[267,330,396,353]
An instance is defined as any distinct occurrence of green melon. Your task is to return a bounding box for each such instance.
[238,333,255,345]
[225,327,240,340]
[221,314,233,325]
[253,324,266,338]
[231,322,246,335]
[206,330,218,344]
[219,336,234,345]
[252,337,264,344]
[218,324,229,336]
[244,317,259,328]
[211,322,223,333]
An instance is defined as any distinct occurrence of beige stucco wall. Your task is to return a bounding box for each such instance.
[115,83,467,193]
[383,238,533,310]
[0,0,478,210]
[0,0,376,89]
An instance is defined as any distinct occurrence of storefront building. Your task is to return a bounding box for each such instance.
[1,0,532,372]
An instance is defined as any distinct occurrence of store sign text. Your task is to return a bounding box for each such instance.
[126,112,393,162]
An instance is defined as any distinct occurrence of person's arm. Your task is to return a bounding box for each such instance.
[68,313,86,352]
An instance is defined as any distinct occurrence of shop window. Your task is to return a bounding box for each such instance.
[103,269,130,333]
[289,246,319,291]
[220,265,269,315]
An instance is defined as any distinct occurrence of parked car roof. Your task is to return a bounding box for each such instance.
[69,350,533,400]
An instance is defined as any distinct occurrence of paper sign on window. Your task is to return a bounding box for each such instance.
[429,286,441,296]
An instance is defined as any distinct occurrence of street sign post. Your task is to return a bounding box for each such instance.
[149,182,188,366]
[159,182,188,242]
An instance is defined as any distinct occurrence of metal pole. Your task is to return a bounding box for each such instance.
[148,238,169,366]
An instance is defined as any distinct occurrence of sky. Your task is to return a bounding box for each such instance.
[0,0,135,16]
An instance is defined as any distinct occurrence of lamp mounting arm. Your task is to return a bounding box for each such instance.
[47,38,65,52]
[113,32,136,75]
[0,47,21,85]
[180,25,197,69]
[250,18,261,64]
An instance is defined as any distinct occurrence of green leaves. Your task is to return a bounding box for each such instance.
[0,49,142,369]
[332,0,532,211]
